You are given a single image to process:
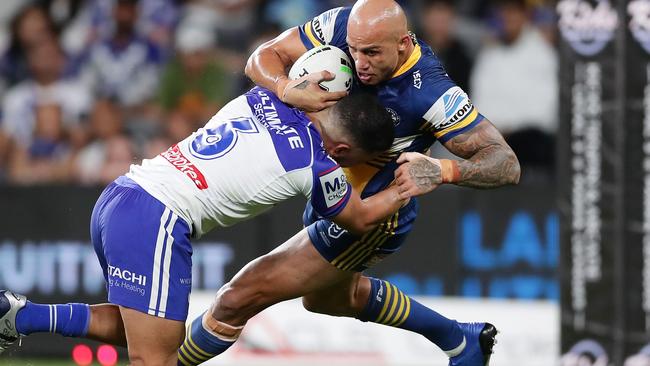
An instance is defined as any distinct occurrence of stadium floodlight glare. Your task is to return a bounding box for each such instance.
[71,344,93,366]
[97,344,118,366]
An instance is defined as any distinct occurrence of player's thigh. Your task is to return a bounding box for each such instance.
[120,306,185,366]
[95,177,194,322]
[304,203,416,272]
[218,228,353,310]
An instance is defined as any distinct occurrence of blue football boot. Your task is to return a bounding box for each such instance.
[0,291,26,354]
[448,322,497,366]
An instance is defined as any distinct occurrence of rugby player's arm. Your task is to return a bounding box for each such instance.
[396,119,520,197]
[331,185,406,236]
[245,27,347,112]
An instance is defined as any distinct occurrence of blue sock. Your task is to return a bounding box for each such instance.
[178,312,235,366]
[358,278,464,352]
[15,301,90,337]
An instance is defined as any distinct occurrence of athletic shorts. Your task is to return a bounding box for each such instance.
[304,198,418,272]
[90,176,193,322]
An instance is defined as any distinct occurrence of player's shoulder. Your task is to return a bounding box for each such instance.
[245,87,322,172]
[300,7,350,48]
[397,40,466,109]
[411,40,457,99]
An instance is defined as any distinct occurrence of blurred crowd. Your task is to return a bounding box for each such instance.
[0,0,558,186]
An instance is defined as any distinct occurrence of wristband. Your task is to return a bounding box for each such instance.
[439,159,461,184]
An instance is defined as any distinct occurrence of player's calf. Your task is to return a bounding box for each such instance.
[120,307,184,366]
[178,311,243,366]
[302,273,370,317]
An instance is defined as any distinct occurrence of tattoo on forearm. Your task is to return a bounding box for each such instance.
[294,80,310,90]
[408,159,441,191]
[445,121,521,188]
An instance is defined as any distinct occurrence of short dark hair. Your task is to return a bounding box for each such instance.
[331,92,395,154]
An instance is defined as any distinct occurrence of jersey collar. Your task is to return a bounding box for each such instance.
[391,43,421,79]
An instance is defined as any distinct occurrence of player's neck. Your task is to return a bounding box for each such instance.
[306,110,329,136]
[395,37,416,74]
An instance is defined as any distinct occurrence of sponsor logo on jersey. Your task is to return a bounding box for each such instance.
[629,0,650,54]
[413,69,422,89]
[320,167,348,209]
[253,91,305,150]
[436,88,473,129]
[557,0,618,56]
[161,144,209,190]
[107,265,147,286]
[386,107,401,126]
[312,18,324,41]
[313,7,340,43]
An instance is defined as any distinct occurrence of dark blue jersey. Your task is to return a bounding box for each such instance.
[298,7,484,197]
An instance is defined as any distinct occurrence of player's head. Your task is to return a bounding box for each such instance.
[347,0,412,85]
[318,92,394,167]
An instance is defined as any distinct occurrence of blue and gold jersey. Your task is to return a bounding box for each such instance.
[299,7,484,197]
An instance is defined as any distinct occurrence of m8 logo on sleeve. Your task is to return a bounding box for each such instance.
[319,168,348,208]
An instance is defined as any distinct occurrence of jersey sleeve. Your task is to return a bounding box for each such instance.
[308,151,351,219]
[422,84,485,143]
[298,7,349,49]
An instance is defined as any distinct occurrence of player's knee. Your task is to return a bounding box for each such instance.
[302,296,327,314]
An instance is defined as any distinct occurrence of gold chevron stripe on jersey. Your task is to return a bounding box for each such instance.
[434,107,480,139]
[331,221,389,270]
[392,44,422,78]
[343,164,380,193]
[340,212,398,270]
[331,212,399,270]
[304,21,323,46]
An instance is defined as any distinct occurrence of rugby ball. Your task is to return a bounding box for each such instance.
[288,45,353,92]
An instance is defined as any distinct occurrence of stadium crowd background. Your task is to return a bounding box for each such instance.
[0,0,558,187]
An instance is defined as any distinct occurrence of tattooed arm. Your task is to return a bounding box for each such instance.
[395,119,520,197]
[245,27,347,112]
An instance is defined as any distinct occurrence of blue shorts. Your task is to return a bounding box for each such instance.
[304,199,418,272]
[90,176,193,322]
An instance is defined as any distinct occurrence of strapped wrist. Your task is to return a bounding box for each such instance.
[439,159,460,184]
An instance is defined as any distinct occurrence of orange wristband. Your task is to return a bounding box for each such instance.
[439,159,461,184]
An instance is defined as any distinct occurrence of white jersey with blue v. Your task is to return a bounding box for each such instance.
[90,87,351,321]
[128,86,350,237]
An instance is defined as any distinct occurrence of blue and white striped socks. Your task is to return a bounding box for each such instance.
[15,301,90,337]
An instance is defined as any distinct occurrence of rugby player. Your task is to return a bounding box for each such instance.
[176,1,520,366]
[0,85,407,365]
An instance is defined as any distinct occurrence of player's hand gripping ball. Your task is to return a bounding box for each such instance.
[288,45,353,92]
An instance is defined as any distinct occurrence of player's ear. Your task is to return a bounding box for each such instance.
[397,34,410,51]
[332,143,350,157]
